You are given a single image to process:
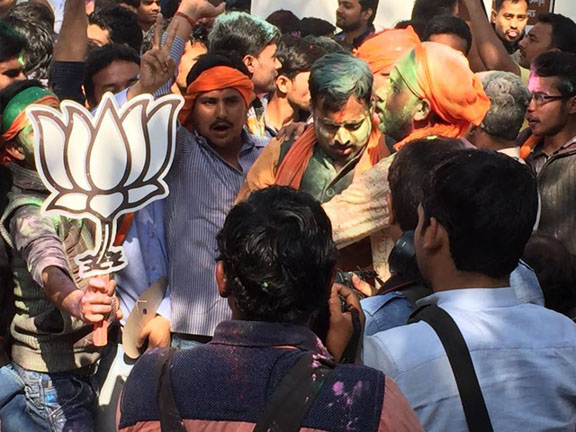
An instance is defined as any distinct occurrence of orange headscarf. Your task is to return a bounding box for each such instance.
[519,133,542,160]
[393,42,491,151]
[274,115,388,189]
[178,66,255,131]
[354,26,420,76]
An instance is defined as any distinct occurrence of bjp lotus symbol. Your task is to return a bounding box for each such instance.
[27,92,184,277]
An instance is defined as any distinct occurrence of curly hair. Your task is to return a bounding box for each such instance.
[217,186,338,324]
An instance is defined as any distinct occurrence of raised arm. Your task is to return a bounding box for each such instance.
[460,0,520,75]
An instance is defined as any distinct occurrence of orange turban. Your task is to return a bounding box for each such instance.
[178,66,255,131]
[393,42,491,150]
[355,26,420,76]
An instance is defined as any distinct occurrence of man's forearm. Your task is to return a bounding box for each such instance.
[53,0,88,62]
[461,0,520,75]
[41,266,83,320]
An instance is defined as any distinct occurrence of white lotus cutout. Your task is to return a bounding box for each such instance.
[27,92,184,277]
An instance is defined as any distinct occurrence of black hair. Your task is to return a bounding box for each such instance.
[186,51,250,87]
[359,0,379,26]
[0,21,25,64]
[89,5,143,52]
[531,51,576,99]
[494,0,527,12]
[301,17,335,37]
[537,13,576,54]
[276,35,326,79]
[10,2,55,30]
[208,11,281,57]
[118,0,140,9]
[303,35,348,54]
[388,137,465,232]
[422,149,539,279]
[84,44,140,107]
[523,233,576,318]
[411,0,457,38]
[0,79,44,112]
[3,14,54,81]
[217,186,338,324]
[423,15,472,55]
[266,9,301,35]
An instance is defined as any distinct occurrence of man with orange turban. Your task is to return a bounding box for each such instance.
[322,42,490,280]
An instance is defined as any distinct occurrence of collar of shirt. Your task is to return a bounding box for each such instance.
[192,128,266,157]
[8,163,47,193]
[416,287,520,311]
[335,25,375,48]
[531,135,576,160]
[211,320,331,357]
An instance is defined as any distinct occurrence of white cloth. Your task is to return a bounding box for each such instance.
[364,288,576,431]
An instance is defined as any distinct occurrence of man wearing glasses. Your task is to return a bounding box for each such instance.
[522,51,576,256]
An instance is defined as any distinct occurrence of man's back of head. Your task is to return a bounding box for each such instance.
[423,15,472,55]
[217,186,337,324]
[411,0,457,38]
[388,137,465,233]
[472,71,530,146]
[266,9,301,36]
[88,5,143,52]
[420,149,538,281]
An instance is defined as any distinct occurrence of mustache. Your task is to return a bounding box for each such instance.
[210,119,234,129]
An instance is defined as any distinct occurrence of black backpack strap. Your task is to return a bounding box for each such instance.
[156,348,186,432]
[253,352,335,432]
[409,305,494,432]
[339,308,362,364]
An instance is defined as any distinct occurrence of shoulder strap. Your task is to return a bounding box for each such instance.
[253,352,335,432]
[409,305,494,432]
[156,348,186,432]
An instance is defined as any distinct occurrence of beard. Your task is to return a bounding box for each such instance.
[379,109,413,142]
[337,16,363,32]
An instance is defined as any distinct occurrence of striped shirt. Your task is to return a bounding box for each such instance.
[166,129,268,335]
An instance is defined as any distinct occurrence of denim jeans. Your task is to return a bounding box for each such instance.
[13,364,98,432]
[0,363,36,432]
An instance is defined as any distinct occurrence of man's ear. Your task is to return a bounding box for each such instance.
[5,140,25,161]
[490,9,497,24]
[215,261,230,298]
[275,75,291,95]
[568,96,576,115]
[243,54,256,75]
[360,8,374,24]
[413,98,431,122]
[421,216,445,253]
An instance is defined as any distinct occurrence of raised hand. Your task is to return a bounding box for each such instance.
[178,0,226,23]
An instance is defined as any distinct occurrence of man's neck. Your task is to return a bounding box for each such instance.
[343,24,369,44]
[478,133,517,152]
[543,121,576,155]
[205,134,244,170]
[431,270,509,293]
[265,95,296,133]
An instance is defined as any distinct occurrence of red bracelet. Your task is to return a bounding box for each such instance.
[175,11,196,26]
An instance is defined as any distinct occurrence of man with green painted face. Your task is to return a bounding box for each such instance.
[322,42,490,279]
[239,53,386,270]
[0,80,120,431]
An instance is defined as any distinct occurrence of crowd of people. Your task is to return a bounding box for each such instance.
[0,0,575,430]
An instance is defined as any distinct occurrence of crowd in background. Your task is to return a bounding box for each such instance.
[0,0,576,430]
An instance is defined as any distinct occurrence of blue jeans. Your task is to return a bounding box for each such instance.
[0,363,36,431]
[14,364,98,432]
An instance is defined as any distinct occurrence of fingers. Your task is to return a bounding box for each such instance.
[88,277,108,293]
[352,274,376,297]
[334,283,362,312]
[153,13,164,49]
[137,322,152,348]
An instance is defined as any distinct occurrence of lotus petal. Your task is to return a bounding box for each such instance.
[89,99,128,191]
[28,109,74,190]
[127,184,162,206]
[64,106,94,191]
[89,192,125,220]
[143,100,179,182]
[46,192,88,213]
[121,100,148,186]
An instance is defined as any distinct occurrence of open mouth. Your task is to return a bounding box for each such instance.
[506,30,519,39]
[212,124,232,132]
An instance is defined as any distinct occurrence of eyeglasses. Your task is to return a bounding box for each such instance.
[530,92,567,106]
